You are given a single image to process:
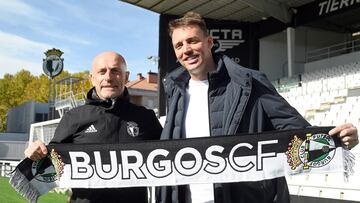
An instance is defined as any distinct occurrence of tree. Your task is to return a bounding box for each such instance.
[0,69,92,132]
[23,74,50,103]
[0,74,13,132]
[6,70,34,107]
[0,104,7,132]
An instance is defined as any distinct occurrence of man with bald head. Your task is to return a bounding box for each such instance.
[90,52,128,100]
[25,51,162,203]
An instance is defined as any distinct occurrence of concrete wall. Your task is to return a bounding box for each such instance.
[304,51,360,73]
[6,101,48,133]
[259,27,349,81]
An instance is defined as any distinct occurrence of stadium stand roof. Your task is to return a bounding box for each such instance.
[120,0,314,23]
[121,0,360,33]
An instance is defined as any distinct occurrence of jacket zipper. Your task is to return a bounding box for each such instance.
[207,75,212,137]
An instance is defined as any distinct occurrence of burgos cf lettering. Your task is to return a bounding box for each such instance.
[68,140,278,180]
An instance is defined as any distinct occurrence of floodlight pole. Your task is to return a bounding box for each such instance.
[147,55,160,116]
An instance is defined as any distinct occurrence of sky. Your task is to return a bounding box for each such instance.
[0,0,159,80]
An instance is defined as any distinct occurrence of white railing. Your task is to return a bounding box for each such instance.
[0,160,19,177]
[306,39,360,62]
[55,91,86,117]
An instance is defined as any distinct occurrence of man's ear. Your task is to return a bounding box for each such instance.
[208,36,214,48]
[125,71,130,83]
[89,72,95,86]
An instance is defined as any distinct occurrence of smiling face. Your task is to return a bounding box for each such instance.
[90,52,128,100]
[171,25,216,81]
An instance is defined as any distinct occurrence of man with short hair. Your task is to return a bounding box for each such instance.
[25,51,162,203]
[156,12,358,203]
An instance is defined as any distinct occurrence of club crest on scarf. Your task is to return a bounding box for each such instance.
[31,149,64,182]
[127,121,139,137]
[286,133,336,170]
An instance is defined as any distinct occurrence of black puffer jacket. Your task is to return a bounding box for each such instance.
[156,53,310,203]
[51,87,162,203]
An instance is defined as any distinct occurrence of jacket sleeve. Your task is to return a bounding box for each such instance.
[255,73,310,130]
[144,109,163,140]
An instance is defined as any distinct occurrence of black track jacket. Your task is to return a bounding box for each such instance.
[51,87,162,203]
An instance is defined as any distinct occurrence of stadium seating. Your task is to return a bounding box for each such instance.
[277,61,360,127]
[275,62,360,200]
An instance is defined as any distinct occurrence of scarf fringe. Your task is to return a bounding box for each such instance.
[343,148,355,181]
[9,168,39,203]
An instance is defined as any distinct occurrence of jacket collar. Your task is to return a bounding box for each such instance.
[217,54,252,87]
[165,67,190,89]
[85,87,130,109]
[207,54,230,86]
